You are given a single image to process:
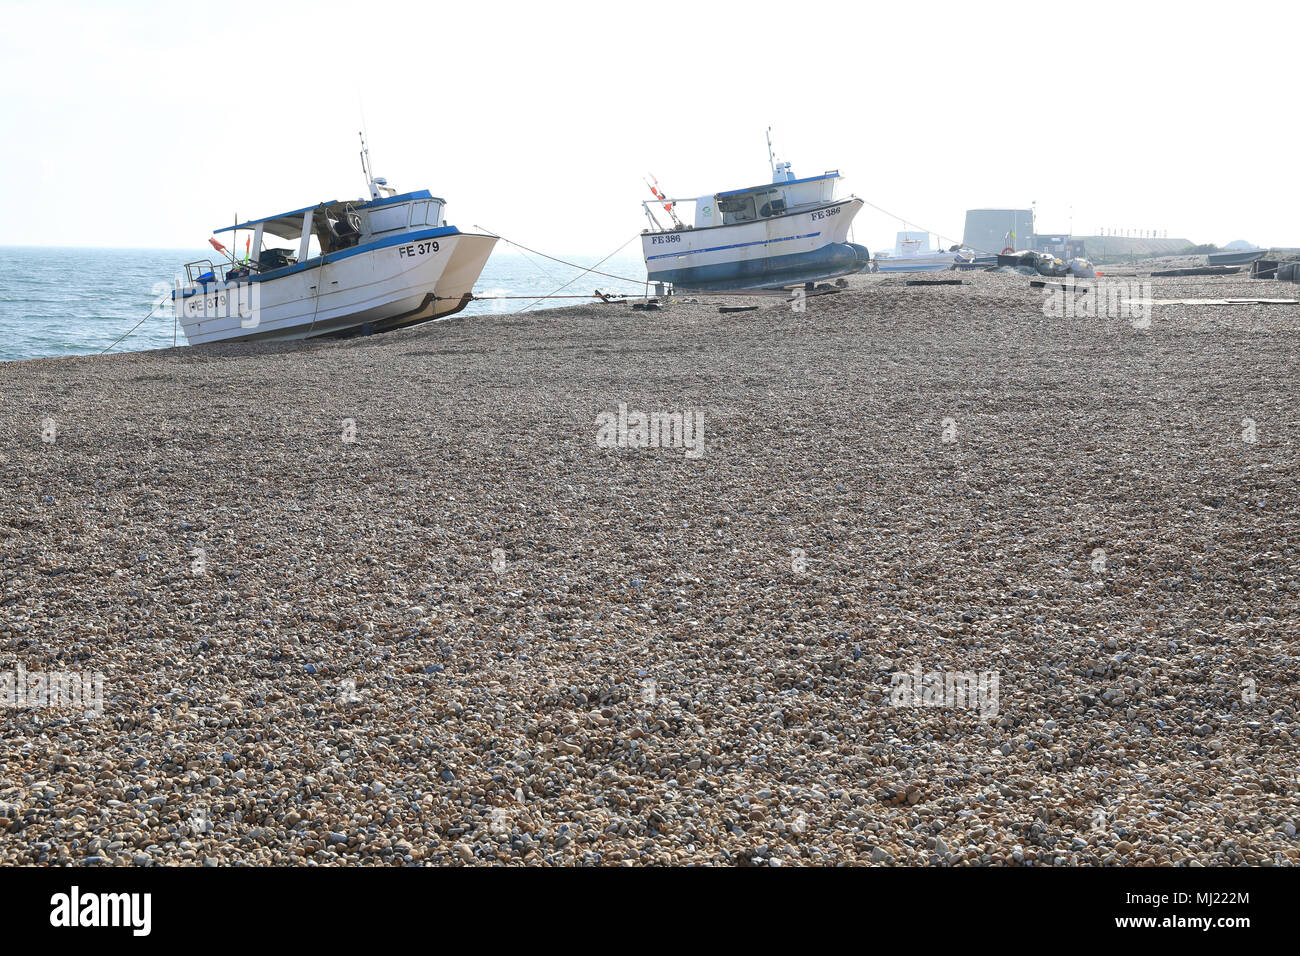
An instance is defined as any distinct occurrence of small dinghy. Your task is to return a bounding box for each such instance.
[872,232,975,273]
[172,138,497,344]
[639,133,871,291]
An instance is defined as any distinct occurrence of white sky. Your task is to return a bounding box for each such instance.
[2,0,1296,254]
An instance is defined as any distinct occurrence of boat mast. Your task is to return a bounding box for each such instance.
[766,127,791,183]
[360,132,376,199]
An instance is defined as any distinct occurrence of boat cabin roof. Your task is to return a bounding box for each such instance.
[715,171,840,199]
[213,189,444,238]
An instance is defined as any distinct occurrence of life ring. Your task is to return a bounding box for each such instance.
[1001,247,1015,254]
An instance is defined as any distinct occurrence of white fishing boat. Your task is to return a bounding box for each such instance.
[639,133,871,291]
[872,231,974,272]
[172,139,497,344]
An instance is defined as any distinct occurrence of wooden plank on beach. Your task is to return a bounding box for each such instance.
[1142,298,1300,306]
[1151,265,1242,277]
[906,279,965,286]
[1030,281,1088,292]
[719,306,759,314]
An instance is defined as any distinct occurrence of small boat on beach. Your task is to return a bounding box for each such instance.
[172,139,497,345]
[872,232,974,273]
[639,134,871,291]
[1207,249,1265,267]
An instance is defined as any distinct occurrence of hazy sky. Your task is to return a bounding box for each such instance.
[2,0,1296,254]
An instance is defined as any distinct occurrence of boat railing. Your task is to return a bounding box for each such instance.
[183,259,222,285]
[183,258,261,286]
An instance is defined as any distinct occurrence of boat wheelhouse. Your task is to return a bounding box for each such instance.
[172,142,497,345]
[639,137,871,291]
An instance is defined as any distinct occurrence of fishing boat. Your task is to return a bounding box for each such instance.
[639,134,871,291]
[872,232,974,272]
[172,138,497,345]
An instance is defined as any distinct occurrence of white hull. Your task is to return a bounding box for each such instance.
[874,254,963,273]
[179,232,496,345]
[641,198,869,290]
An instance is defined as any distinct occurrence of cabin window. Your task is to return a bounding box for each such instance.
[369,204,409,233]
[758,192,786,217]
[718,195,756,224]
[408,201,429,226]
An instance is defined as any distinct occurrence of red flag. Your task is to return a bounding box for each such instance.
[209,237,228,254]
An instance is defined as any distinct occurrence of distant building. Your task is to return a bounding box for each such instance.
[963,207,1191,260]
[963,209,1035,254]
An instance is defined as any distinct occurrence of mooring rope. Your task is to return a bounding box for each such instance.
[99,305,161,355]
[856,195,990,255]
[466,229,818,303]
[514,233,644,313]
[473,224,565,285]
[474,227,651,287]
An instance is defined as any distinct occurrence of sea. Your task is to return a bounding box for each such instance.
[0,246,650,363]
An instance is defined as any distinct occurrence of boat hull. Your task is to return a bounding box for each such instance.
[642,198,870,290]
[177,231,497,345]
[1207,250,1265,267]
[874,255,963,273]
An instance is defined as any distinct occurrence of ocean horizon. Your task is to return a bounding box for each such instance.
[0,245,650,363]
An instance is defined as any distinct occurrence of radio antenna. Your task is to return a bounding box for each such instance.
[359,131,372,189]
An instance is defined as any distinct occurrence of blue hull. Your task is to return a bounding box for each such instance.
[648,242,871,291]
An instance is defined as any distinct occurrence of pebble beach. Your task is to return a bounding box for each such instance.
[2,269,1297,866]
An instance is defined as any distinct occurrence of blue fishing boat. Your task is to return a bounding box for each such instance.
[639,133,871,291]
